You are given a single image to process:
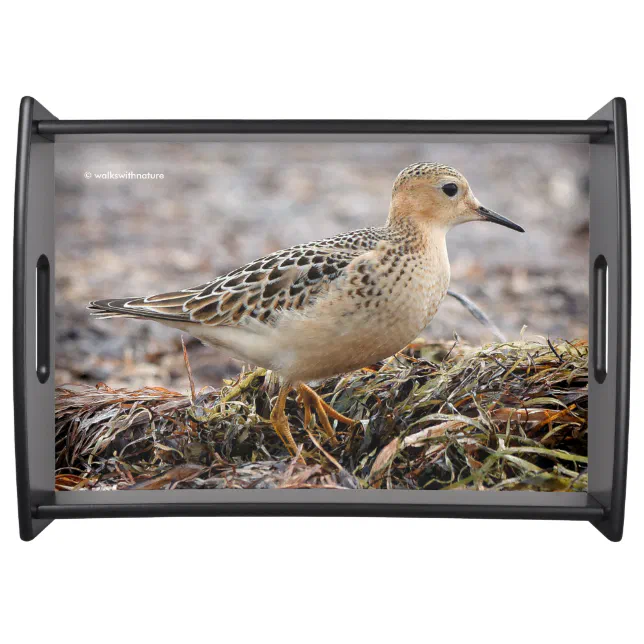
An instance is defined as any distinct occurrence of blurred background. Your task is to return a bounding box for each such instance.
[55,142,589,390]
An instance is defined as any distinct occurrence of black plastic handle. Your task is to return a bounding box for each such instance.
[36,254,50,384]
[592,255,608,384]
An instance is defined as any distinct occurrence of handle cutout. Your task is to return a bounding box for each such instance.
[36,254,50,384]
[592,254,608,384]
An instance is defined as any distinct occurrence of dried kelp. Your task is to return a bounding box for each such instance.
[55,338,588,492]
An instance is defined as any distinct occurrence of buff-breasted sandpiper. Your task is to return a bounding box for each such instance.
[89,162,524,456]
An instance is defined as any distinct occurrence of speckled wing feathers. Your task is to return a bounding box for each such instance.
[88,227,389,326]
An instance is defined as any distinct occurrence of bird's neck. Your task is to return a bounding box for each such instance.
[386,207,448,257]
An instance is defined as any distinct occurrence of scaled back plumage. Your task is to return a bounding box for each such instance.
[89,226,392,327]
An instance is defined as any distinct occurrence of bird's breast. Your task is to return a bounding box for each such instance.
[266,241,450,383]
[372,248,450,340]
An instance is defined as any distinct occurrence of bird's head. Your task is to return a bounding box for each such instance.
[388,162,524,234]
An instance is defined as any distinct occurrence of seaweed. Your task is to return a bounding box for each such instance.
[55,338,588,492]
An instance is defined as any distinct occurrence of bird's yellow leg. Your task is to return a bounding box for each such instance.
[298,385,335,443]
[300,391,314,431]
[303,385,355,425]
[270,385,301,459]
[297,384,354,445]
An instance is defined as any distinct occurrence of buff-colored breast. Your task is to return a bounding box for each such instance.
[262,235,451,383]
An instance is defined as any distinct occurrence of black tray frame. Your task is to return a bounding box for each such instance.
[14,97,630,541]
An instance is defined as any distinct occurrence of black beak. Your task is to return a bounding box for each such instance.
[477,206,524,233]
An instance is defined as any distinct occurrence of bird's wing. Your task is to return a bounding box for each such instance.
[88,227,386,326]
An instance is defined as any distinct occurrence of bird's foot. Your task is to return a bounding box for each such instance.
[270,386,305,463]
[297,383,354,446]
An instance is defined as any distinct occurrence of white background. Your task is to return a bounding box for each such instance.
[1,2,640,641]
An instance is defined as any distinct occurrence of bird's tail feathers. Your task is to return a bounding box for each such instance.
[88,295,194,323]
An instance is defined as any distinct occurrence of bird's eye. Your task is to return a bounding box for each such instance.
[442,183,458,197]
